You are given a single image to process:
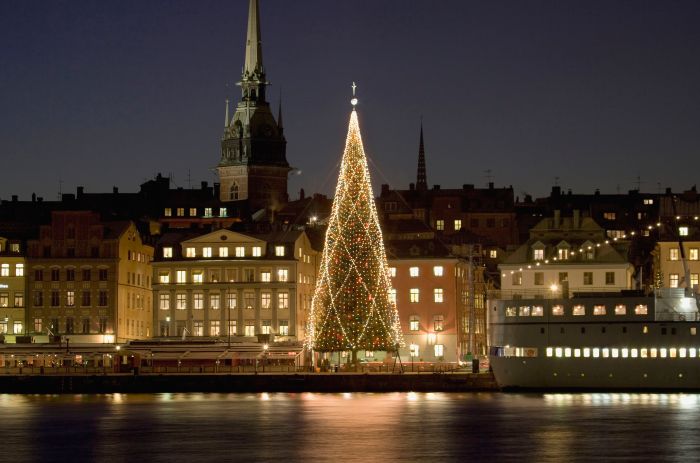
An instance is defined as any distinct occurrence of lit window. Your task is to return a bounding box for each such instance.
[583,348,591,358]
[176,270,186,284]
[275,246,285,257]
[176,208,184,217]
[15,264,24,277]
[159,294,169,310]
[660,348,668,358]
[552,305,564,316]
[436,220,444,231]
[635,305,648,315]
[277,268,289,282]
[669,248,679,261]
[558,248,569,260]
[409,315,419,331]
[593,305,606,316]
[533,249,544,261]
[691,348,697,358]
[189,208,197,216]
[592,348,600,358]
[546,347,553,357]
[433,315,444,331]
[564,348,572,358]
[630,349,638,358]
[692,327,697,336]
[0,293,7,308]
[210,320,220,336]
[603,212,616,220]
[434,344,444,358]
[690,249,699,261]
[389,288,396,305]
[261,320,271,335]
[203,247,212,258]
[602,348,610,358]
[409,267,419,277]
[261,271,271,282]
[219,247,229,258]
[66,291,75,307]
[0,264,8,276]
[532,306,544,316]
[612,348,619,358]
[13,321,23,335]
[512,272,522,286]
[389,267,396,278]
[176,293,187,310]
[193,321,203,336]
[691,274,699,289]
[204,207,213,217]
[670,274,679,288]
[163,247,173,258]
[454,220,462,231]
[278,292,289,309]
[185,247,196,258]
[506,307,517,317]
[252,247,262,257]
[519,306,531,316]
[159,272,170,284]
[278,320,289,336]
[434,288,444,303]
[614,304,626,315]
[227,293,237,309]
[679,348,686,358]
[220,208,227,217]
[641,348,648,358]
[192,272,203,284]
[164,208,172,217]
[679,226,689,236]
[409,344,419,357]
[643,198,654,205]
[193,293,203,310]
[409,288,420,303]
[489,249,497,258]
[261,292,271,309]
[650,348,658,358]
[555,347,563,358]
[244,321,255,336]
[572,305,585,316]
[433,266,444,277]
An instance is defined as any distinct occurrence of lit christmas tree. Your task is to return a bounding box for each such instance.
[307,85,403,362]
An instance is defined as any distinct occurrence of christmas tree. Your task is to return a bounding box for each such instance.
[307,88,403,361]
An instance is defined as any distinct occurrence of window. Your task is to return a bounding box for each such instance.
[66,269,75,281]
[176,208,185,217]
[679,226,689,236]
[605,272,615,285]
[409,288,420,303]
[433,315,444,331]
[278,320,289,336]
[189,208,197,217]
[176,293,187,310]
[98,291,107,307]
[278,292,289,309]
[275,246,285,257]
[163,247,173,258]
[34,269,43,281]
[531,306,544,316]
[505,307,517,317]
[81,291,91,306]
[593,305,606,316]
[434,288,444,303]
[669,248,679,261]
[193,321,203,337]
[159,294,170,310]
[519,306,530,316]
[219,247,228,258]
[185,247,196,258]
[436,220,444,231]
[229,320,238,336]
[261,320,272,335]
[210,294,220,310]
[244,321,255,337]
[534,272,544,286]
[615,304,626,315]
[389,267,396,277]
[51,268,59,281]
[388,288,397,305]
[243,269,255,282]
[603,212,616,220]
[409,344,419,357]
[277,268,289,282]
[670,273,679,288]
[193,293,204,310]
[159,272,170,284]
[691,274,699,289]
[227,293,237,309]
[635,304,648,315]
[15,263,24,277]
[230,183,239,200]
[409,267,419,277]
[50,291,60,307]
[204,207,213,217]
[164,208,172,217]
[203,247,212,258]
[82,318,90,334]
[433,266,444,277]
[489,249,497,258]
[558,248,569,260]
[14,293,23,308]
[219,208,227,218]
[65,290,75,307]
[261,292,271,309]
[33,291,43,307]
[99,269,108,281]
[0,293,7,308]
[409,315,419,331]
[533,249,544,261]
[176,270,186,284]
[512,272,522,286]
[572,305,585,316]
[583,272,593,285]
[690,249,699,261]
[260,271,271,282]
[434,344,444,358]
[252,246,262,257]
[34,318,42,333]
[454,219,462,231]
[643,198,654,205]
[193,272,203,284]
[13,321,23,335]
[210,321,220,337]
[244,292,255,309]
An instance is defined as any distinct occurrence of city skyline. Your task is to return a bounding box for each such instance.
[2,0,700,202]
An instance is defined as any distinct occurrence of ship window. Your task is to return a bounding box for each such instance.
[592,348,600,358]
[572,305,585,316]
[519,306,531,316]
[552,305,564,316]
[564,348,572,357]
[641,348,648,358]
[602,348,610,358]
[601,327,606,334]
[615,304,626,315]
[660,348,668,358]
[593,305,606,316]
[661,328,667,335]
[540,327,545,334]
[532,306,544,316]
[622,327,627,334]
[583,348,591,358]
[679,348,686,358]
[691,327,697,336]
[546,347,553,357]
[650,348,658,358]
[555,347,563,358]
[611,348,619,358]
[574,348,581,358]
[505,307,516,317]
[581,327,586,334]
[635,305,648,315]
[622,348,629,358]
[630,348,638,358]
[690,348,697,358]
[643,325,649,334]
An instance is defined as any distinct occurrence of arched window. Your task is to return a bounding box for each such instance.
[230,183,239,201]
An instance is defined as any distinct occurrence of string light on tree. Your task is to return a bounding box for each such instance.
[306,83,403,362]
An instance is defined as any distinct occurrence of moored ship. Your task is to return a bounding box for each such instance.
[489,289,700,390]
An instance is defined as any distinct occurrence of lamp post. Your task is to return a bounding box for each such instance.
[166,315,171,337]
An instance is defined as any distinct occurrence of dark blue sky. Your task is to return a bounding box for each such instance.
[2,0,700,202]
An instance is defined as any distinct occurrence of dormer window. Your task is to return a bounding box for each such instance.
[163,247,173,258]
[275,246,285,257]
[558,248,569,260]
[533,249,544,261]
[185,247,196,258]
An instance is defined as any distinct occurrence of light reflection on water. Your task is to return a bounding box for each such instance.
[2,392,700,462]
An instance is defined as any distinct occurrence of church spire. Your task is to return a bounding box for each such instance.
[416,120,428,191]
[277,94,284,134]
[244,0,263,76]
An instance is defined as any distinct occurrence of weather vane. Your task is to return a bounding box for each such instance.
[351,81,358,107]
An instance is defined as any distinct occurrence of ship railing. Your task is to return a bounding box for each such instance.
[487,288,628,301]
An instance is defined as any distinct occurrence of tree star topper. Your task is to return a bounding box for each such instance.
[351,81,358,107]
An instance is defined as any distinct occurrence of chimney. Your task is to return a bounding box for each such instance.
[552,186,561,197]
[201,181,208,190]
[299,188,305,200]
[573,210,580,229]
[12,195,18,202]
[409,183,415,191]
[433,185,441,190]
[113,186,119,194]
[77,186,84,198]
[554,210,561,228]
[489,182,494,190]
[31,193,36,202]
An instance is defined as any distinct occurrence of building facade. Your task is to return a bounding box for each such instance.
[0,236,26,339]
[152,229,317,342]
[26,212,154,343]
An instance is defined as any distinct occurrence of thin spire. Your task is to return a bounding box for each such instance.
[224,98,230,127]
[416,119,428,190]
[244,0,263,76]
[277,91,283,130]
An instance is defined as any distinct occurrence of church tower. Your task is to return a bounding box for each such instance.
[416,121,428,191]
[218,0,290,211]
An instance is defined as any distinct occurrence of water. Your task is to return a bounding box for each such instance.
[1,392,699,462]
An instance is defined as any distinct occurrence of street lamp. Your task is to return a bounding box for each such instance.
[166,315,171,337]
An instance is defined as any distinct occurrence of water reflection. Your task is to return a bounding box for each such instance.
[2,392,700,462]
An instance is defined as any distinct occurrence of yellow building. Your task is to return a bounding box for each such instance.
[654,241,700,290]
[0,236,26,340]
[26,212,154,343]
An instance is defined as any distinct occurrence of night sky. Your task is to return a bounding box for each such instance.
[2,0,700,203]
